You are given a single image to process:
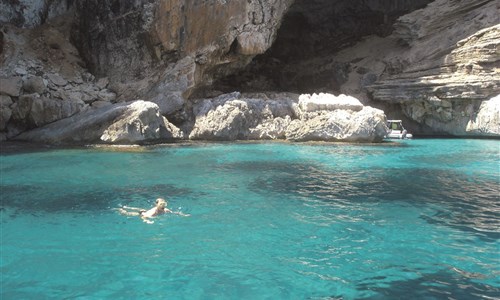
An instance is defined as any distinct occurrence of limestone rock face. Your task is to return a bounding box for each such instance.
[298,93,364,113]
[15,100,182,144]
[367,0,500,136]
[100,101,183,143]
[189,92,388,142]
[215,0,433,94]
[372,24,499,104]
[10,93,87,129]
[188,92,296,141]
[0,77,23,97]
[22,76,46,94]
[286,107,388,142]
[0,95,13,131]
[0,0,73,28]
[72,0,293,114]
[2,0,496,141]
[220,0,498,137]
[248,116,292,140]
[0,18,121,140]
[468,95,500,136]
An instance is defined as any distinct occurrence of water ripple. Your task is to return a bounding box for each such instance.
[246,162,499,241]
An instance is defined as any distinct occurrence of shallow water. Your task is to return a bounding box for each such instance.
[1,139,499,299]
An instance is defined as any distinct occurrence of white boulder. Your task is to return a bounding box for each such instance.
[15,100,182,144]
[189,92,388,142]
[466,95,500,136]
[286,106,388,142]
[298,93,364,113]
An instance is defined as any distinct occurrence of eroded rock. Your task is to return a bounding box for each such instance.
[10,93,87,128]
[72,0,293,113]
[0,20,119,139]
[189,92,388,142]
[0,95,13,131]
[468,95,500,136]
[15,100,182,144]
[47,73,68,86]
[100,101,182,143]
[367,0,500,136]
[248,116,291,140]
[23,76,46,94]
[0,77,23,97]
[298,93,364,113]
[2,0,496,142]
[285,106,388,142]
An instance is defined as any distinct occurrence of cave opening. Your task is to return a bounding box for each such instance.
[211,0,433,95]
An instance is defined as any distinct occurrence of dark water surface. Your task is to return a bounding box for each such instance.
[1,139,499,299]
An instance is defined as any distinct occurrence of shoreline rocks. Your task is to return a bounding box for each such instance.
[298,93,364,113]
[14,100,182,144]
[188,92,388,143]
[11,93,388,145]
[285,106,388,142]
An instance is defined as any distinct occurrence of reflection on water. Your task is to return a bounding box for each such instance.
[242,161,500,242]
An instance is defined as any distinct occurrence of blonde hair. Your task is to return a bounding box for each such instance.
[156,198,166,206]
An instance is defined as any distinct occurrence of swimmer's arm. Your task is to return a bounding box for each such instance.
[164,208,190,217]
[173,211,191,217]
[122,205,145,211]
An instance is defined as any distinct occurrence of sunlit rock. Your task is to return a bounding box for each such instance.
[189,92,387,142]
[466,95,500,136]
[298,93,364,113]
[15,100,182,144]
[286,106,388,142]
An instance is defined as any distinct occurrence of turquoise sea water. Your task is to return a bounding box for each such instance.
[1,139,499,299]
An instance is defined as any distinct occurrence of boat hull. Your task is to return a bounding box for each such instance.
[386,131,413,139]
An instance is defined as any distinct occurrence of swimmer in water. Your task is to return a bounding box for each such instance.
[118,198,190,223]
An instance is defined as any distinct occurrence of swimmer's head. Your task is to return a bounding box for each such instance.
[156,198,166,208]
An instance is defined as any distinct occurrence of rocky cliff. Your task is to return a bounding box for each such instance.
[217,0,499,136]
[71,0,293,116]
[1,0,499,144]
[369,0,500,136]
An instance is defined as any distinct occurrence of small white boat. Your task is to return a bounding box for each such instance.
[386,120,413,139]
